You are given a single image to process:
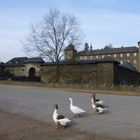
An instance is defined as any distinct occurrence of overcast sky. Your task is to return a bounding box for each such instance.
[1,0,140,62]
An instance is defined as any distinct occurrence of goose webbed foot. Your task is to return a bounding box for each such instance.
[63,125,68,129]
[77,114,80,118]
[56,122,61,129]
[74,114,80,118]
[92,111,99,115]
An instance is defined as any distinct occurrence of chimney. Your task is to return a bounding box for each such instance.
[84,43,89,51]
[90,44,93,51]
[138,41,140,47]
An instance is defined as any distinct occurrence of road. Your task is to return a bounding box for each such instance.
[0,84,140,139]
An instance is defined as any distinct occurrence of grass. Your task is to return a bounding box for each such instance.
[0,80,140,96]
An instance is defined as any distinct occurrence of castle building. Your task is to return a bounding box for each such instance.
[4,57,44,81]
[64,42,140,72]
[0,42,140,86]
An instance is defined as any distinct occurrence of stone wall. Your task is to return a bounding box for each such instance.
[114,65,140,85]
[5,66,25,77]
[41,62,115,86]
[3,60,140,86]
[24,63,41,77]
[5,63,42,77]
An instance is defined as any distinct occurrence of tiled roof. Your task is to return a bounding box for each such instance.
[64,44,76,51]
[5,57,28,67]
[41,59,119,66]
[78,46,138,56]
[5,57,44,66]
[119,62,136,72]
[24,57,44,63]
[0,62,4,65]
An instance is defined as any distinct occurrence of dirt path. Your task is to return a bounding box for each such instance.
[1,109,138,140]
[0,109,90,140]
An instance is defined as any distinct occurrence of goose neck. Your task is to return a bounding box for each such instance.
[53,108,58,116]
[70,99,73,106]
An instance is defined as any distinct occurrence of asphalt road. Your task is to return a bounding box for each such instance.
[0,84,140,139]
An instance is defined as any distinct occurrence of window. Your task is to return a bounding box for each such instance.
[85,56,87,60]
[120,60,123,64]
[120,54,123,57]
[90,56,93,59]
[127,53,130,57]
[134,53,137,56]
[108,54,110,56]
[114,54,117,58]
[80,56,82,60]
[134,60,137,64]
[102,55,104,58]
[96,55,98,59]
[127,60,130,62]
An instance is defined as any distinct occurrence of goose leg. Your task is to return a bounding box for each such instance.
[77,114,80,118]
[63,125,67,129]
[56,122,61,129]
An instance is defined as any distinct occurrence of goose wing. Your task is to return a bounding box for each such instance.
[95,98,100,102]
[96,103,106,108]
[57,115,65,120]
[71,105,85,114]
[57,115,71,126]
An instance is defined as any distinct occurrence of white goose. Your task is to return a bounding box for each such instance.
[91,93,107,114]
[69,97,85,118]
[53,104,71,129]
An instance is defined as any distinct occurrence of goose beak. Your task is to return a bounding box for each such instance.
[53,104,58,109]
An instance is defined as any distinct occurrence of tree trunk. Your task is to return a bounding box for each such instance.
[56,62,59,83]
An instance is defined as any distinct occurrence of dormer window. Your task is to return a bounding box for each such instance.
[15,60,19,64]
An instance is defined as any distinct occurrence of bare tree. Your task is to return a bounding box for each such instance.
[23,9,83,62]
[104,43,113,49]
[23,9,84,82]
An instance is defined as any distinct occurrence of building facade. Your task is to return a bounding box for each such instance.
[4,57,44,81]
[64,42,140,72]
[0,42,140,86]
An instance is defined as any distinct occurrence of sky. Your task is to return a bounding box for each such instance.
[0,0,140,62]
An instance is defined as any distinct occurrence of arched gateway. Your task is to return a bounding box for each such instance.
[28,67,36,78]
